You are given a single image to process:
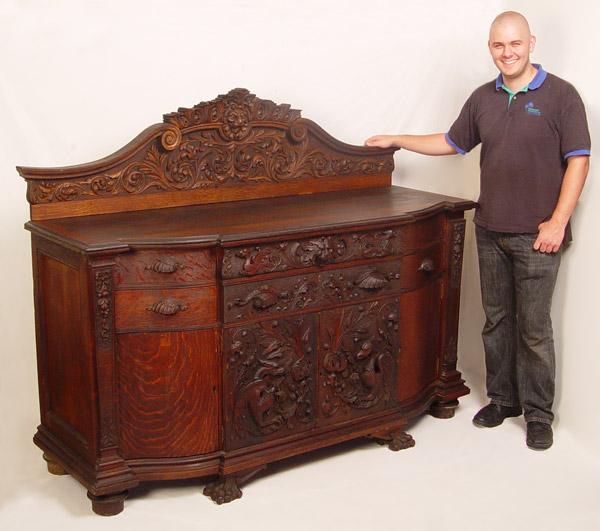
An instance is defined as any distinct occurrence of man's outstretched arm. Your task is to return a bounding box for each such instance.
[534,155,590,253]
[364,133,458,156]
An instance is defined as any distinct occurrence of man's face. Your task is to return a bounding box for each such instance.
[488,20,535,81]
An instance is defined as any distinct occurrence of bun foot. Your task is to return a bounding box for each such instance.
[429,399,459,419]
[43,453,67,475]
[203,477,242,505]
[87,491,128,516]
[370,429,415,451]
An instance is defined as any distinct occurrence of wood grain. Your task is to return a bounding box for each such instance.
[117,330,220,458]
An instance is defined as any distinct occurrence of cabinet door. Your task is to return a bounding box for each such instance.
[117,329,220,458]
[397,279,442,402]
[317,299,400,425]
[223,315,317,450]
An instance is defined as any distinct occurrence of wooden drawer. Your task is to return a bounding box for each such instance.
[115,286,217,331]
[113,248,216,287]
[403,215,443,251]
[224,260,402,323]
[400,244,443,291]
[222,227,404,279]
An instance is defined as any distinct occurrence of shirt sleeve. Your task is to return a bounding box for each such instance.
[559,85,591,159]
[446,92,481,155]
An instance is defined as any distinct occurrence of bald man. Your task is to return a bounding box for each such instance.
[365,11,590,450]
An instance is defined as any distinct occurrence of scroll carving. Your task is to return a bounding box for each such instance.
[224,262,402,322]
[25,89,394,205]
[224,316,316,449]
[222,228,404,279]
[318,300,400,423]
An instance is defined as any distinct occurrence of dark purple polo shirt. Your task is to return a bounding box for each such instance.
[446,64,591,239]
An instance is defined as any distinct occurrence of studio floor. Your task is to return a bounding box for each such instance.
[1,370,599,531]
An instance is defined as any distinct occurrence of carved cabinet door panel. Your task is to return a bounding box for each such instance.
[223,315,317,451]
[117,329,220,458]
[317,299,400,425]
[397,279,442,402]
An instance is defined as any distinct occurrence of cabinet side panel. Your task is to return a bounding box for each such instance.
[118,329,220,458]
[397,280,442,402]
[38,251,95,456]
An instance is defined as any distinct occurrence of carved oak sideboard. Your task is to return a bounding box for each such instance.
[18,89,475,515]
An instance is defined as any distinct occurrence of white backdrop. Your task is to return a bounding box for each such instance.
[1,0,598,526]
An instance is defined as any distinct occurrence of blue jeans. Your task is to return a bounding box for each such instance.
[475,225,562,425]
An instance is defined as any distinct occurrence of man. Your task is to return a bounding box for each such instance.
[365,11,590,450]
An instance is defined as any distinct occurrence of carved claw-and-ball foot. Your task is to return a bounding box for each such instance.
[429,399,459,419]
[370,430,415,451]
[87,491,128,516]
[203,477,242,505]
[43,453,67,476]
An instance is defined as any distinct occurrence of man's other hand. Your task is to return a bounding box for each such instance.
[534,219,565,253]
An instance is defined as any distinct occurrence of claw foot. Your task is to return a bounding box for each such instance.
[370,430,415,451]
[203,477,242,505]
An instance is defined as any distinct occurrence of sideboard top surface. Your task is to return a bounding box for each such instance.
[26,186,475,250]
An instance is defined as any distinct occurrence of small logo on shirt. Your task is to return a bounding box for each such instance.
[525,101,542,116]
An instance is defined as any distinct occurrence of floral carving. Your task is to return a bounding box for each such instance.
[225,263,401,322]
[94,270,113,347]
[318,300,400,422]
[224,316,316,449]
[450,220,466,289]
[222,228,404,279]
[26,89,394,204]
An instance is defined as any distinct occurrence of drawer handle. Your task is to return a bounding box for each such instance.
[145,257,184,274]
[418,259,435,273]
[146,298,188,316]
[355,270,389,290]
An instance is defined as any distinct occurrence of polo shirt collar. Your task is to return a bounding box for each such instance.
[495,63,547,90]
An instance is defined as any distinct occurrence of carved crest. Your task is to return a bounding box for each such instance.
[21,89,395,209]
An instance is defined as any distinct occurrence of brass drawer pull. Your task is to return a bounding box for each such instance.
[146,298,188,316]
[418,259,435,273]
[145,257,185,274]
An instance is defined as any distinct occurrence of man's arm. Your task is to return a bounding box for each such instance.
[364,133,457,156]
[534,155,590,253]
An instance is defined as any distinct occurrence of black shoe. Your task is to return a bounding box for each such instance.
[472,403,522,428]
[526,422,553,450]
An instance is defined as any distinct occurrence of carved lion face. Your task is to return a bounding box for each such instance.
[222,105,250,140]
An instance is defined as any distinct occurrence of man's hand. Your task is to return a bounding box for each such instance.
[364,133,456,155]
[533,155,589,253]
[534,219,565,253]
[364,135,398,149]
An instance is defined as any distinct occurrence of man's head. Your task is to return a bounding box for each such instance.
[488,11,536,82]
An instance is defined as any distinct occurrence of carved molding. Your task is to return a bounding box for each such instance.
[93,266,118,449]
[224,316,316,449]
[223,228,404,279]
[319,300,400,422]
[94,270,113,348]
[224,262,402,322]
[25,89,394,205]
[450,220,466,289]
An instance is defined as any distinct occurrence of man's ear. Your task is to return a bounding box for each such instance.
[529,35,536,53]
